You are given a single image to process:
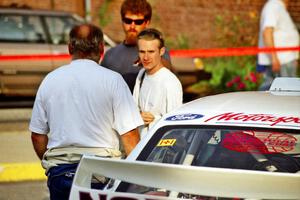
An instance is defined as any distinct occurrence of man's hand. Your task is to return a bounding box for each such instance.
[272,55,281,73]
[141,111,155,125]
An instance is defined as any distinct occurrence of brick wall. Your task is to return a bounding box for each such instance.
[1,0,299,49]
[0,0,85,16]
[290,0,300,27]
[151,0,264,48]
[91,0,300,49]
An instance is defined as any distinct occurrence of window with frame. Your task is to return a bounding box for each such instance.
[44,16,81,45]
[0,14,46,43]
[115,125,300,199]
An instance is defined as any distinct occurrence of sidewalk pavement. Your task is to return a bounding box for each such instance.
[0,108,46,183]
[0,108,32,122]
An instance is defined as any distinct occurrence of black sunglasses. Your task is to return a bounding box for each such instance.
[122,17,145,25]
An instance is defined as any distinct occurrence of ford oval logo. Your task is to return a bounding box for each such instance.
[165,114,204,121]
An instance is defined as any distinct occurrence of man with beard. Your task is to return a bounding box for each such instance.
[101,0,172,93]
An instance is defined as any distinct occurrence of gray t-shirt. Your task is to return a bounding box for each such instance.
[101,42,171,93]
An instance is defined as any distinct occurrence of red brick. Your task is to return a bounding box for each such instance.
[1,0,299,49]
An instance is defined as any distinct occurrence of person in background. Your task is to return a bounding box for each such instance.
[133,28,183,138]
[257,0,299,90]
[29,24,143,200]
[101,0,172,93]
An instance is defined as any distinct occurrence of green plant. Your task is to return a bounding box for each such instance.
[189,10,261,96]
[190,56,261,95]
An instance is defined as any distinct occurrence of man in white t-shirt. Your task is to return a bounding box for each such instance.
[257,0,299,90]
[133,28,183,138]
[29,24,143,200]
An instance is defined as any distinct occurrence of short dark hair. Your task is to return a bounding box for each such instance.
[69,24,103,58]
[138,28,164,49]
[121,0,152,21]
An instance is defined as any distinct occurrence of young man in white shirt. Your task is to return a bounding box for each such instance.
[133,28,183,138]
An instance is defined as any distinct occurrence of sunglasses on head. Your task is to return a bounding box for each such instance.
[123,17,145,25]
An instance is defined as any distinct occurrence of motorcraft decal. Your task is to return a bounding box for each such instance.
[204,112,300,127]
[165,114,204,121]
[157,139,176,146]
[222,131,297,154]
[222,131,269,154]
[247,131,297,153]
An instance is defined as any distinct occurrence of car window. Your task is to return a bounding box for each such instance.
[44,15,81,45]
[116,126,300,198]
[0,14,46,43]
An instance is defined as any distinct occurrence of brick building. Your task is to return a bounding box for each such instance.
[1,0,300,49]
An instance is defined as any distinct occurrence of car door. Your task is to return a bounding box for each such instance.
[0,13,52,96]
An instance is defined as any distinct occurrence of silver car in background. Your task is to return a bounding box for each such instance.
[0,8,116,96]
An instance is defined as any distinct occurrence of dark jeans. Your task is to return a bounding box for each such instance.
[257,64,277,91]
[47,163,78,200]
[47,163,107,200]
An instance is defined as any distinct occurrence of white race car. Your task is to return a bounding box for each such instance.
[70,77,300,200]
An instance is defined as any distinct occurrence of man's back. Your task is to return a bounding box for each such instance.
[30,59,137,149]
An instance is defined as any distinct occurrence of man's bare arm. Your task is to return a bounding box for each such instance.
[120,128,140,156]
[263,27,280,73]
[31,132,48,160]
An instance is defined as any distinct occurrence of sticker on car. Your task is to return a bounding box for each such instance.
[157,139,176,146]
[165,114,204,121]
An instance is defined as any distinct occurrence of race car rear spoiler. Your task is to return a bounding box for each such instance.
[69,155,300,200]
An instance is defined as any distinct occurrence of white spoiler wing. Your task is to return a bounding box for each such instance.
[70,155,300,200]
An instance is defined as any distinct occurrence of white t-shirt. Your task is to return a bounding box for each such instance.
[29,59,143,149]
[133,67,183,137]
[258,0,299,65]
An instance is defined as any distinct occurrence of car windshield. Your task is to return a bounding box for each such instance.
[116,125,300,198]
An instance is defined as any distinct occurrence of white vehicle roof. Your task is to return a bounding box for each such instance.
[128,77,300,160]
[157,90,299,128]
[152,78,300,131]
